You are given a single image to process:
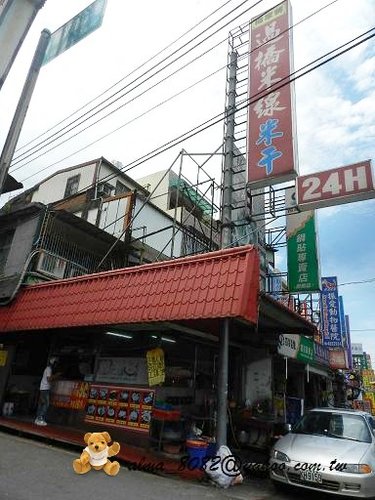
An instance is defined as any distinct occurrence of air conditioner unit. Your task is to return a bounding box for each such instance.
[36,251,67,279]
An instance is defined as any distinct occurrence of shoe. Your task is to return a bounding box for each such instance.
[35,418,47,426]
[34,418,41,424]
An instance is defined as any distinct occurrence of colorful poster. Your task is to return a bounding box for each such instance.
[320,277,343,347]
[146,348,165,386]
[84,384,154,433]
[51,381,89,410]
[287,209,320,292]
[247,0,298,187]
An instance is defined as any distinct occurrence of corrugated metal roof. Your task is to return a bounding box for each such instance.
[0,245,260,332]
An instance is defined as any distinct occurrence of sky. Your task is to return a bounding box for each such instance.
[0,0,374,363]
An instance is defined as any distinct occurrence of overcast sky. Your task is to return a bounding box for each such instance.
[0,0,374,363]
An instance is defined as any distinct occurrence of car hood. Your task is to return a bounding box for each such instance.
[274,432,369,464]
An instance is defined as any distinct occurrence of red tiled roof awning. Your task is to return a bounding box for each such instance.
[0,245,260,332]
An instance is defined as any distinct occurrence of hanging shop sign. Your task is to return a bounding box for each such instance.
[329,348,348,370]
[320,277,343,348]
[146,348,165,386]
[85,384,154,433]
[51,380,89,410]
[297,336,314,363]
[286,207,320,292]
[278,334,328,367]
[345,314,353,370]
[277,333,300,358]
[296,160,374,210]
[247,0,298,188]
[313,342,330,367]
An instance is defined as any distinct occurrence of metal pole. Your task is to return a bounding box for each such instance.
[0,28,51,195]
[216,50,237,448]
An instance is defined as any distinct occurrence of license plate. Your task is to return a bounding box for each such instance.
[300,471,323,483]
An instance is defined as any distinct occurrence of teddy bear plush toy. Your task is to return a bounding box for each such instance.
[73,431,121,476]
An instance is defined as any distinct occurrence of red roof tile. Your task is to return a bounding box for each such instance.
[0,246,259,332]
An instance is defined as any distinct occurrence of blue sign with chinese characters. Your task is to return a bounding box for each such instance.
[320,277,343,347]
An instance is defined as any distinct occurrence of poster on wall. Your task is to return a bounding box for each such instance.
[146,348,165,386]
[247,0,298,188]
[84,384,154,433]
[51,381,90,410]
[95,357,148,385]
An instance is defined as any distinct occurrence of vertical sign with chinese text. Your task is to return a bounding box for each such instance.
[247,0,298,187]
[146,348,165,386]
[287,209,320,292]
[320,277,343,347]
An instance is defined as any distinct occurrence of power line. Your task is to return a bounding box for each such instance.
[14,0,237,155]
[93,28,375,265]
[10,0,339,173]
[12,0,350,184]
[339,278,375,286]
[10,0,261,169]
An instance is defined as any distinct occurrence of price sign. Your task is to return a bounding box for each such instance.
[296,160,374,210]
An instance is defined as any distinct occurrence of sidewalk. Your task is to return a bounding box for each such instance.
[0,429,285,500]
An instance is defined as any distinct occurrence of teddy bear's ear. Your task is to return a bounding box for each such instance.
[102,431,111,443]
[84,432,92,444]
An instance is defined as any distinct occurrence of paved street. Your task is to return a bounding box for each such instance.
[0,431,336,500]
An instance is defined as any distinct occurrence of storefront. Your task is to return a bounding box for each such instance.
[0,246,317,458]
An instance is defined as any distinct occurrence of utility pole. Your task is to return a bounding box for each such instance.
[0,29,51,195]
[216,50,237,447]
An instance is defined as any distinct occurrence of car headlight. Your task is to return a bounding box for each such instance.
[343,464,372,474]
[272,450,290,462]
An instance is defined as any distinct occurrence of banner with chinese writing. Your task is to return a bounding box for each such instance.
[320,276,343,347]
[247,0,298,188]
[84,384,154,433]
[51,381,89,410]
[287,209,320,292]
[146,348,165,386]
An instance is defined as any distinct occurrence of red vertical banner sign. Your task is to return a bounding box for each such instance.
[247,0,298,188]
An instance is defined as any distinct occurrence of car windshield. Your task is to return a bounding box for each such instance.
[292,411,371,443]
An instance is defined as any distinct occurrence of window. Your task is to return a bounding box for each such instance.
[98,182,114,198]
[115,180,128,195]
[0,230,14,274]
[64,174,80,198]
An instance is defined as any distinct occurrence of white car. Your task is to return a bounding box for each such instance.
[270,408,375,498]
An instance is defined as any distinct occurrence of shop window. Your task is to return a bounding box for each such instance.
[64,174,80,198]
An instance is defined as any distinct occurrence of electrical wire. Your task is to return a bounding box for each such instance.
[10,0,262,168]
[14,0,236,155]
[10,0,339,173]
[92,27,375,264]
[16,4,363,190]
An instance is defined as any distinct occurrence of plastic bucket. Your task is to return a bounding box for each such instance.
[206,442,216,458]
[186,440,208,470]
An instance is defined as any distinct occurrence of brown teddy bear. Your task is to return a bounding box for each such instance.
[73,431,121,476]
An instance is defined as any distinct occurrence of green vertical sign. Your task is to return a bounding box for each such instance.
[287,209,320,292]
[297,336,314,363]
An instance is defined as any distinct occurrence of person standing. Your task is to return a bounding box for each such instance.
[34,357,60,426]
